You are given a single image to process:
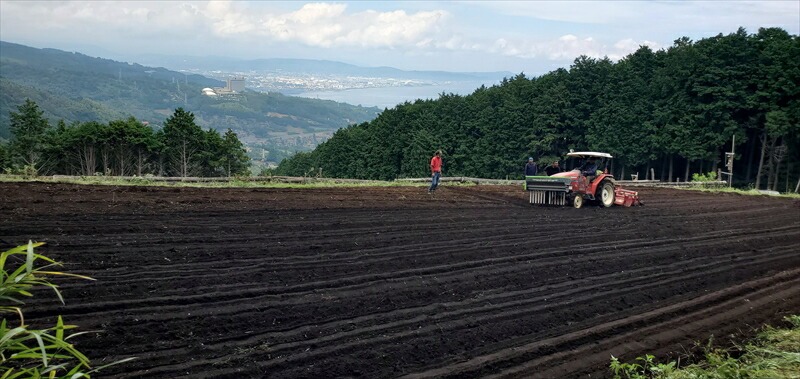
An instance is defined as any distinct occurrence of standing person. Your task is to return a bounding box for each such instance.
[429,150,442,193]
[545,161,562,176]
[525,157,538,176]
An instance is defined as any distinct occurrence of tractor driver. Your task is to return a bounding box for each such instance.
[581,157,599,181]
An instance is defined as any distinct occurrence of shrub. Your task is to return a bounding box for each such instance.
[610,315,800,379]
[691,172,719,182]
[610,354,676,379]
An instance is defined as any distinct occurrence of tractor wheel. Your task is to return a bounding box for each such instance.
[598,181,615,208]
[573,195,583,209]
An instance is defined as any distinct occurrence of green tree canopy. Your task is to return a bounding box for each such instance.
[161,108,205,177]
[9,99,50,172]
[276,27,800,191]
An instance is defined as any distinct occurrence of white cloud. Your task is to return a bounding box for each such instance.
[487,34,660,62]
[0,0,795,72]
[1,1,211,40]
[465,0,799,32]
[462,1,641,24]
[200,2,449,49]
[0,1,451,49]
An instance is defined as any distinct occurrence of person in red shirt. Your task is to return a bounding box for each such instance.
[429,150,442,193]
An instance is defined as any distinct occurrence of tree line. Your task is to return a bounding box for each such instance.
[0,100,250,177]
[275,27,799,191]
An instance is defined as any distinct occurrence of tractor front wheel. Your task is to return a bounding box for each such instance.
[599,181,615,208]
[573,195,583,209]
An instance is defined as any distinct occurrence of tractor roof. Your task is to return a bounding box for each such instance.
[566,151,613,159]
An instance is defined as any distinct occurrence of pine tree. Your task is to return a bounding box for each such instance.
[161,108,204,177]
[9,99,50,173]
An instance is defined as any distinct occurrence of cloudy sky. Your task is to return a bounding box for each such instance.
[1,1,798,74]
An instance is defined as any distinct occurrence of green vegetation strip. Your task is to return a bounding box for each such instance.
[0,175,430,189]
[677,186,800,199]
[611,315,800,379]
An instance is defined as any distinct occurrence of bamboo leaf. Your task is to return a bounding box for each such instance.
[0,296,27,304]
[1,369,27,379]
[36,272,96,281]
[32,331,48,367]
[0,241,131,375]
[88,356,137,373]
[55,316,65,341]
[0,326,27,346]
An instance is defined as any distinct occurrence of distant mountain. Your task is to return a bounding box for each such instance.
[0,41,381,157]
[133,54,514,82]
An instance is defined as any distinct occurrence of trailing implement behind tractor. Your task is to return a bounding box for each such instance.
[524,152,643,208]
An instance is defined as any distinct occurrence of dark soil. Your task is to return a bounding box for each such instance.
[1,182,799,378]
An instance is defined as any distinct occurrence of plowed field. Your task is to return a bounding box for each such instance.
[1,182,799,378]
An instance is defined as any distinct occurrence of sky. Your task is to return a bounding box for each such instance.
[1,0,798,74]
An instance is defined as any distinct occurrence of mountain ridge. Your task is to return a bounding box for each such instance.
[111,53,515,82]
[0,41,381,164]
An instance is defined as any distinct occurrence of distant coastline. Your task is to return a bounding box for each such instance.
[290,80,499,109]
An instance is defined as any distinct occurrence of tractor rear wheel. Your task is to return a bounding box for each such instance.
[573,195,583,209]
[599,181,615,208]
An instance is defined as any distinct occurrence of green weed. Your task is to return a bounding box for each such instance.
[610,315,800,379]
[691,172,720,182]
[680,186,800,199]
[0,241,134,378]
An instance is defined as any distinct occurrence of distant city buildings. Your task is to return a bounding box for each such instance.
[227,77,245,92]
[190,68,431,94]
[202,77,246,97]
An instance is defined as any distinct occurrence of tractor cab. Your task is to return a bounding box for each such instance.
[552,152,614,194]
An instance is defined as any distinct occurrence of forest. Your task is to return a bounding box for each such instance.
[275,28,799,192]
[0,100,250,177]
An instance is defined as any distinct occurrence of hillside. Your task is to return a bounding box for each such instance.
[0,41,381,161]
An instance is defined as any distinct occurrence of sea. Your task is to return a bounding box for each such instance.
[292,80,501,109]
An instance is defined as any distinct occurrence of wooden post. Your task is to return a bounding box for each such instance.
[728,135,734,187]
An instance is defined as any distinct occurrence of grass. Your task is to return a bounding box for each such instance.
[0,241,135,377]
[4,174,795,197]
[680,185,800,199]
[0,174,489,189]
[611,315,800,379]
[0,175,426,189]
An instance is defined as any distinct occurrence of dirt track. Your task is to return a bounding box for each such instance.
[1,182,799,378]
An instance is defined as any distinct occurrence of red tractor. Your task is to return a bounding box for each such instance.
[524,152,642,208]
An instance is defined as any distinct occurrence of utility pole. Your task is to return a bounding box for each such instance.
[724,135,735,187]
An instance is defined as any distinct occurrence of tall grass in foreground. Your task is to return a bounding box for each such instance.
[611,315,800,378]
[0,241,134,378]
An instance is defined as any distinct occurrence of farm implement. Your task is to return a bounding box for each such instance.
[524,152,643,208]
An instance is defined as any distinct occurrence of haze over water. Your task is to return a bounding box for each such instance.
[293,80,500,109]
